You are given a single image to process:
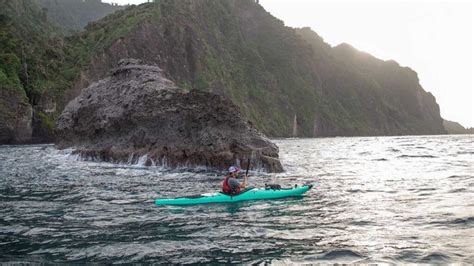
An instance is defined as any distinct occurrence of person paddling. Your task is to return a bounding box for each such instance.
[222,166,248,195]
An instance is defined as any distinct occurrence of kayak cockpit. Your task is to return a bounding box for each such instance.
[219,187,255,196]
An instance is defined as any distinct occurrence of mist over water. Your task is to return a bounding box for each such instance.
[0,135,473,264]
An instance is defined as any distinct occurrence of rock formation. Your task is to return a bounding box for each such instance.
[61,1,446,137]
[443,120,474,134]
[0,89,32,144]
[36,0,125,32]
[0,0,448,143]
[56,59,283,172]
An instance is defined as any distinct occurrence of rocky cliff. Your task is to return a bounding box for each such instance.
[443,120,474,134]
[56,59,283,172]
[62,0,446,137]
[0,88,32,144]
[36,0,125,33]
[0,0,63,144]
[330,42,445,135]
[1,0,447,144]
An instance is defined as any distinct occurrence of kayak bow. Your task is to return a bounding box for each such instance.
[155,184,313,206]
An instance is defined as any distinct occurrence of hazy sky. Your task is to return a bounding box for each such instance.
[104,0,473,127]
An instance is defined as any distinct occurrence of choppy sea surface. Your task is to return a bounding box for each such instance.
[0,135,473,264]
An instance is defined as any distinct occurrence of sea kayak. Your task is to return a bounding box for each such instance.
[155,184,313,206]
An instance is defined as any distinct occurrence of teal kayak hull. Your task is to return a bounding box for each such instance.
[155,184,313,206]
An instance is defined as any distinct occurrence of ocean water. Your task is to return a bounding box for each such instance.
[0,135,472,264]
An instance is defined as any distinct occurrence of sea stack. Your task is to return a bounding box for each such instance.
[55,59,283,172]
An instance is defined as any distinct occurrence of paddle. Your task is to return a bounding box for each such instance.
[244,158,250,187]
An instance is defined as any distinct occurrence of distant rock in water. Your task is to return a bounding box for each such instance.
[56,59,283,172]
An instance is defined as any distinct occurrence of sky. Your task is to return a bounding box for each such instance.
[104,0,474,127]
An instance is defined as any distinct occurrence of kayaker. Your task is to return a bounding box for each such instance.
[222,166,247,195]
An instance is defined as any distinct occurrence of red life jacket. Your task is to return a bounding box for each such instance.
[222,176,240,195]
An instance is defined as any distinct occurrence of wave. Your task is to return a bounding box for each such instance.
[346,189,363,193]
[346,189,395,194]
[350,220,376,226]
[457,151,474,155]
[428,216,474,227]
[2,136,473,264]
[420,252,452,263]
[318,249,365,261]
[415,146,429,149]
[392,249,423,262]
[448,188,466,193]
[64,151,268,174]
[398,154,437,158]
[449,216,474,225]
[390,250,454,263]
[417,187,436,191]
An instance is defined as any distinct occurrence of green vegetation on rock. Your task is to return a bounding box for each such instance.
[443,120,473,134]
[0,0,448,144]
[0,0,66,98]
[36,0,125,33]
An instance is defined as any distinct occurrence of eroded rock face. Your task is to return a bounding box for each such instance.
[0,88,33,144]
[56,59,283,172]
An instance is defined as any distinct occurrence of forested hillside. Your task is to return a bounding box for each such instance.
[37,0,125,32]
[0,0,65,143]
[443,120,474,134]
[61,0,445,136]
[0,0,446,144]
